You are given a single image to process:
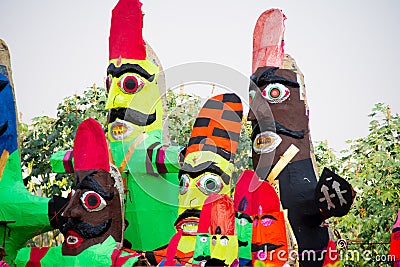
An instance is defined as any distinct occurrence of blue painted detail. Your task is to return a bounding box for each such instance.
[0,73,18,154]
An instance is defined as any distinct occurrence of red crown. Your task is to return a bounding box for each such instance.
[73,118,110,172]
[109,0,146,60]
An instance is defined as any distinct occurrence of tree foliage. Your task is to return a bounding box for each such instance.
[21,85,107,197]
[315,103,399,266]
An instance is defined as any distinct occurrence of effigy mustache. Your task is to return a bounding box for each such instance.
[238,240,249,247]
[251,243,283,252]
[193,255,211,262]
[63,219,111,239]
[108,108,156,126]
[252,121,305,140]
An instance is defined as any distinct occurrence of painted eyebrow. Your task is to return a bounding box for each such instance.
[220,235,229,240]
[179,161,230,185]
[76,171,114,200]
[260,214,277,220]
[199,234,209,237]
[237,213,253,223]
[253,67,299,88]
[107,63,154,81]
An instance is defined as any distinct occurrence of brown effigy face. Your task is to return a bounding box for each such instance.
[248,66,310,179]
[249,66,330,266]
[61,169,122,256]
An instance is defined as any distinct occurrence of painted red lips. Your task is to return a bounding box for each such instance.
[65,230,83,249]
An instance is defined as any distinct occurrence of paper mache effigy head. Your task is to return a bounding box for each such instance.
[193,194,238,266]
[106,0,164,142]
[248,66,305,179]
[61,118,124,256]
[176,94,243,236]
[250,176,288,267]
[247,9,357,267]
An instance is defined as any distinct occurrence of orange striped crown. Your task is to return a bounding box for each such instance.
[185,93,243,162]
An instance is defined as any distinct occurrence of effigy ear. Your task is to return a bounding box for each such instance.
[315,168,356,219]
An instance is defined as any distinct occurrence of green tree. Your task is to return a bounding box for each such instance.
[315,103,399,266]
[166,90,201,147]
[21,85,107,197]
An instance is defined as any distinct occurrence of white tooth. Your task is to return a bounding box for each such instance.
[253,131,282,154]
[110,119,134,140]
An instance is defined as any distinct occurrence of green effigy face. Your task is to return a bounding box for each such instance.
[235,212,253,260]
[193,233,211,264]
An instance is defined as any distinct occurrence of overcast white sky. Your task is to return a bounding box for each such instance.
[1,0,399,151]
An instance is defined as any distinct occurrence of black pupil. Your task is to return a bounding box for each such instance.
[87,195,99,207]
[179,177,185,188]
[124,78,137,91]
[205,179,216,190]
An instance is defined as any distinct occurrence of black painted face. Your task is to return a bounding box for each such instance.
[61,170,122,255]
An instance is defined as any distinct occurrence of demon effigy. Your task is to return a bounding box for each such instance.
[0,1,356,267]
[248,9,354,267]
[15,118,141,266]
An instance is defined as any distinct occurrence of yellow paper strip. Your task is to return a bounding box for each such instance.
[0,149,10,181]
[118,133,148,174]
[267,144,299,197]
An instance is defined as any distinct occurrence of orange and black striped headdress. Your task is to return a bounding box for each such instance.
[185,93,242,161]
[181,93,243,184]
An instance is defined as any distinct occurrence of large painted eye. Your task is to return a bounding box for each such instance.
[261,83,290,103]
[238,218,249,226]
[80,191,107,212]
[220,238,229,246]
[117,74,144,94]
[200,236,208,243]
[179,174,190,195]
[196,173,223,195]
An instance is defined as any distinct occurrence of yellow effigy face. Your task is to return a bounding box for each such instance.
[176,150,233,235]
[105,58,163,141]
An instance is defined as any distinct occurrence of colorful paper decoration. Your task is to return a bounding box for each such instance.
[177,93,243,233]
[234,170,259,265]
[166,93,242,265]
[15,119,139,266]
[193,194,238,266]
[250,178,287,267]
[61,118,124,256]
[106,0,180,250]
[0,40,52,263]
[248,10,329,266]
[322,240,343,267]
[315,168,355,219]
[252,9,286,72]
[15,236,139,267]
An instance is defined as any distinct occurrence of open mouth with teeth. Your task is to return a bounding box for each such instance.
[253,131,282,154]
[110,119,134,140]
[174,209,201,236]
[175,218,199,236]
[65,230,83,249]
